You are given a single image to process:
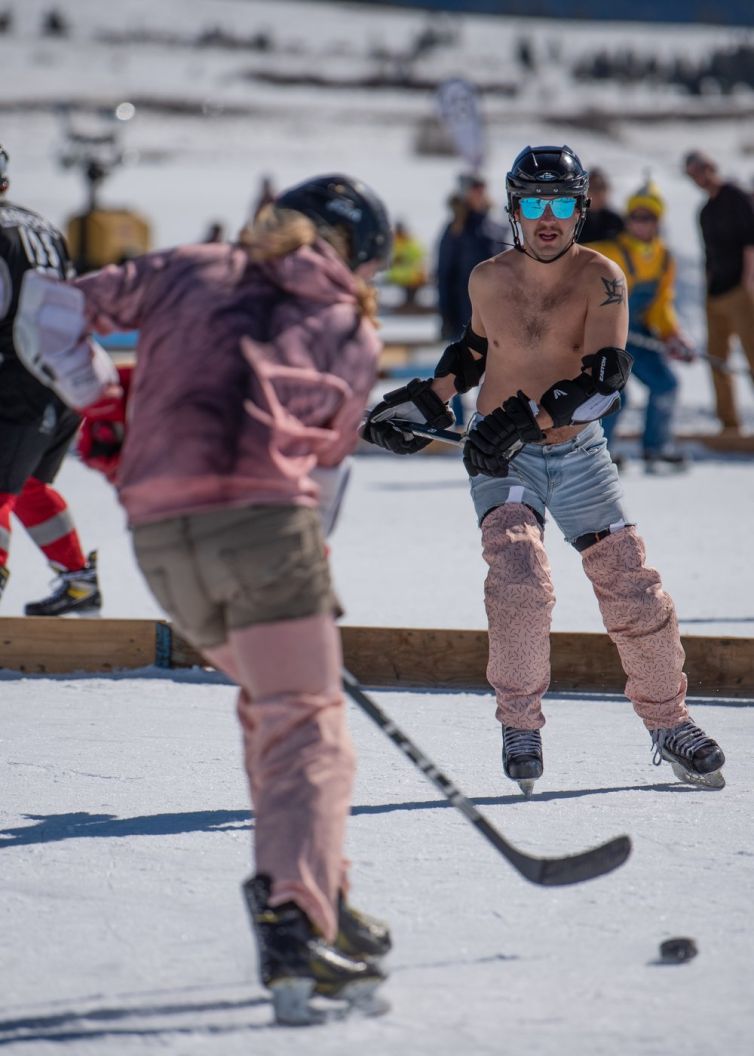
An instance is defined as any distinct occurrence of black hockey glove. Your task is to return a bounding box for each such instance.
[433,323,488,393]
[362,378,454,455]
[463,391,545,477]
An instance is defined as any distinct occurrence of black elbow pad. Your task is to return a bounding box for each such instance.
[540,346,633,428]
[581,347,633,394]
[434,322,488,393]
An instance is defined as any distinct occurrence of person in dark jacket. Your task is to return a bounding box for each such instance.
[685,149,754,433]
[0,142,99,614]
[577,167,624,244]
[436,174,507,341]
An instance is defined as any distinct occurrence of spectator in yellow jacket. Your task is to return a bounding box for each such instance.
[592,181,694,471]
[386,220,427,308]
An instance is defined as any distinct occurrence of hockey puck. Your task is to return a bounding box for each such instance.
[659,937,698,963]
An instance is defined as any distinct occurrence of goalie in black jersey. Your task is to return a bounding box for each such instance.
[0,143,100,615]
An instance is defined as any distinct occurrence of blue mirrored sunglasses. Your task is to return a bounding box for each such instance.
[518,196,578,220]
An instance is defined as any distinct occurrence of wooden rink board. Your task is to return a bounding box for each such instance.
[1,618,752,698]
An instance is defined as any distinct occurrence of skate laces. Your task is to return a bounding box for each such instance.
[504,728,541,758]
[47,565,94,595]
[651,721,712,766]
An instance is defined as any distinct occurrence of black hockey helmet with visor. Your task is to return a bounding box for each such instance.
[506,144,589,208]
[275,173,392,272]
[505,145,590,260]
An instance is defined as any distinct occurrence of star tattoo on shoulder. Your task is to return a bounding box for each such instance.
[600,276,625,306]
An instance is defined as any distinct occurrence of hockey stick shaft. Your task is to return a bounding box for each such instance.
[342,668,631,886]
[627,330,751,377]
[387,418,467,445]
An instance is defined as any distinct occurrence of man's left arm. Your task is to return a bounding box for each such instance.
[728,188,754,299]
[536,257,630,428]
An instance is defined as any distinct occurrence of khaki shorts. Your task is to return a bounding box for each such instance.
[132,505,336,649]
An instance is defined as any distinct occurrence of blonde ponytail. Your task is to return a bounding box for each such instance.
[239,205,379,324]
[238,205,318,260]
[354,279,379,326]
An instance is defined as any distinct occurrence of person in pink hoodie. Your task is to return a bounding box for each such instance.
[14,174,393,1025]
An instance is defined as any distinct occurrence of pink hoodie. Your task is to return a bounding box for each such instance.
[73,239,381,526]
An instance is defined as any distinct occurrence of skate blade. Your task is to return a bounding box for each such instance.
[669,759,725,789]
[517,779,537,799]
[270,977,325,1026]
[270,976,389,1026]
[644,462,688,476]
[328,978,390,1020]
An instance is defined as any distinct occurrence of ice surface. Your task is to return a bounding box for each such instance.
[2,2,754,1051]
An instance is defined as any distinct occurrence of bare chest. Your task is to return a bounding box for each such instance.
[477,276,588,412]
[489,278,585,350]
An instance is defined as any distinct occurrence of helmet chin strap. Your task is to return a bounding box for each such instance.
[507,206,587,265]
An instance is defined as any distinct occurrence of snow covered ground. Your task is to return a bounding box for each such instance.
[2,2,754,1052]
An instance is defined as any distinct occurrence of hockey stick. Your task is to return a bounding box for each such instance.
[627,330,752,377]
[342,668,631,886]
[387,418,467,445]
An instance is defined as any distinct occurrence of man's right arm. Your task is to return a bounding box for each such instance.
[431,264,488,401]
[361,282,487,452]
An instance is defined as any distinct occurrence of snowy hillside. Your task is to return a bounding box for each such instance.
[3,0,754,256]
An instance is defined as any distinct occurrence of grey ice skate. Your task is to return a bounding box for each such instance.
[651,719,725,789]
[501,726,543,798]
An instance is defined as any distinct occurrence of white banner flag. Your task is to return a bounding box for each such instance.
[435,77,485,170]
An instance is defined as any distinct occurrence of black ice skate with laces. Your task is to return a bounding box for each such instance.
[502,726,543,798]
[24,551,101,617]
[336,892,392,963]
[651,719,725,789]
[242,875,388,1026]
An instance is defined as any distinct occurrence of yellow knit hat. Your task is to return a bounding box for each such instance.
[626,180,665,218]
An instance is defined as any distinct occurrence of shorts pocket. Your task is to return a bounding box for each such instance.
[573,433,607,458]
[219,516,333,625]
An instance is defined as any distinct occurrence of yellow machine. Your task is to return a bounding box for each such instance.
[66,208,151,270]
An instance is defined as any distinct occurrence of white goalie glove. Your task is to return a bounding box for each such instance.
[13,271,118,409]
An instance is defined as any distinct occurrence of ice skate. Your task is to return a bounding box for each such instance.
[336,893,392,962]
[242,875,388,1026]
[24,551,101,617]
[642,450,688,475]
[651,719,725,789]
[502,726,543,798]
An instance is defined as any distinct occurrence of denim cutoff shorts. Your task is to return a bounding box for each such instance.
[469,420,632,544]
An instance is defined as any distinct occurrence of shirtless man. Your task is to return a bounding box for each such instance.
[363,144,726,794]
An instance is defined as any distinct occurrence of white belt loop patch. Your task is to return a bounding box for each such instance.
[506,486,524,504]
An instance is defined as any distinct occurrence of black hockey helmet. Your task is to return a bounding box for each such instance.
[506,145,589,210]
[0,144,9,195]
[275,174,392,271]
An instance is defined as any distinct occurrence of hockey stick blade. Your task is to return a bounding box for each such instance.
[342,669,631,886]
